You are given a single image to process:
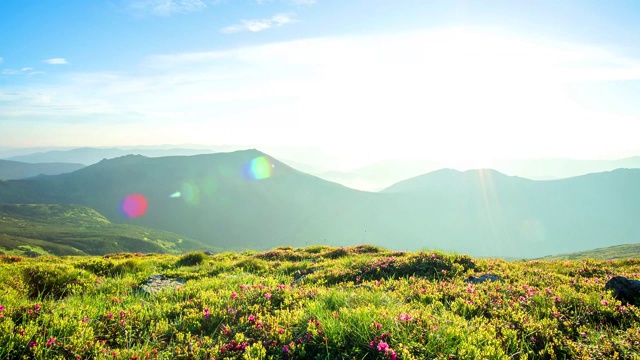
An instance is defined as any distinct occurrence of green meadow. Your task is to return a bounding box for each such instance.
[1,246,638,359]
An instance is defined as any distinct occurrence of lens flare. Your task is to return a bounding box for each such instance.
[169,192,181,198]
[120,194,148,218]
[181,182,200,206]
[243,156,275,180]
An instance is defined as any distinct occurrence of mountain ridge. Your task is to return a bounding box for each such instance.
[1,150,638,258]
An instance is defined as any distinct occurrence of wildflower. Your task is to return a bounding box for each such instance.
[120,310,126,319]
[545,288,552,294]
[282,345,289,354]
[82,317,90,323]
[230,291,237,300]
[29,341,37,348]
[46,337,55,347]
[203,308,210,319]
[248,314,256,323]
[601,300,609,306]
[278,328,284,334]
[265,293,272,300]
[373,322,382,329]
[377,341,389,352]
[34,303,41,312]
[398,313,413,321]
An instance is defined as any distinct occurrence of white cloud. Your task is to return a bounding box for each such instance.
[43,58,68,65]
[21,67,32,72]
[129,0,207,16]
[2,69,20,75]
[4,29,640,161]
[221,13,295,34]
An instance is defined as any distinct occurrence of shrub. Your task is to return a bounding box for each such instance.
[22,264,96,299]
[176,252,208,267]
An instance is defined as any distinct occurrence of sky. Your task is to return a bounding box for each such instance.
[2,0,640,168]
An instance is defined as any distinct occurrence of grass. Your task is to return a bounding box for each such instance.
[0,245,639,359]
[0,204,214,256]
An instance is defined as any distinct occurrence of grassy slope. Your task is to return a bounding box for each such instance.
[0,245,638,359]
[539,243,640,260]
[0,204,214,256]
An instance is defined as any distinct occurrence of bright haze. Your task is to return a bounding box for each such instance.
[1,0,640,170]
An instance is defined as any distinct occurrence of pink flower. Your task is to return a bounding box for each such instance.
[377,341,389,352]
[203,308,210,319]
[278,328,284,334]
[601,300,609,306]
[373,322,382,329]
[282,345,289,354]
[0,305,4,312]
[46,337,55,347]
[231,291,237,300]
[265,293,272,300]
[398,313,413,321]
[248,315,256,324]
[29,341,37,348]
[34,304,41,312]
[82,317,90,323]
[545,288,552,294]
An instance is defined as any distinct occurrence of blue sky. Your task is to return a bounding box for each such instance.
[2,0,640,166]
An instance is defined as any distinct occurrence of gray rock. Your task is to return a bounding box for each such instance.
[138,274,186,295]
[605,276,640,305]
[465,274,502,284]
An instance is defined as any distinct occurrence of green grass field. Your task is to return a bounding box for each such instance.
[0,245,639,359]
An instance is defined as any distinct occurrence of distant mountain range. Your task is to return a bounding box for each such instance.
[315,157,640,191]
[0,150,637,258]
[4,147,225,165]
[4,146,640,191]
[0,159,85,180]
[0,204,212,256]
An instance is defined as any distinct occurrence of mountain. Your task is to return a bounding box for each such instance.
[537,243,640,260]
[0,159,85,180]
[312,157,640,191]
[493,157,640,180]
[0,150,639,258]
[315,159,447,192]
[5,146,224,165]
[0,204,213,256]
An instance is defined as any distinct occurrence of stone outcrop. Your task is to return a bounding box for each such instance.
[605,276,640,305]
[138,274,185,295]
[465,273,502,284]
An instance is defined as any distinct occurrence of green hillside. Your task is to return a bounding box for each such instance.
[0,204,214,256]
[539,243,640,261]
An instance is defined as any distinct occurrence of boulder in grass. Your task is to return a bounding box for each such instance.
[465,274,502,284]
[138,274,185,295]
[605,276,640,305]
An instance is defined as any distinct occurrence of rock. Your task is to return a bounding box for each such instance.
[465,274,502,284]
[204,251,215,256]
[138,274,185,295]
[605,276,640,305]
